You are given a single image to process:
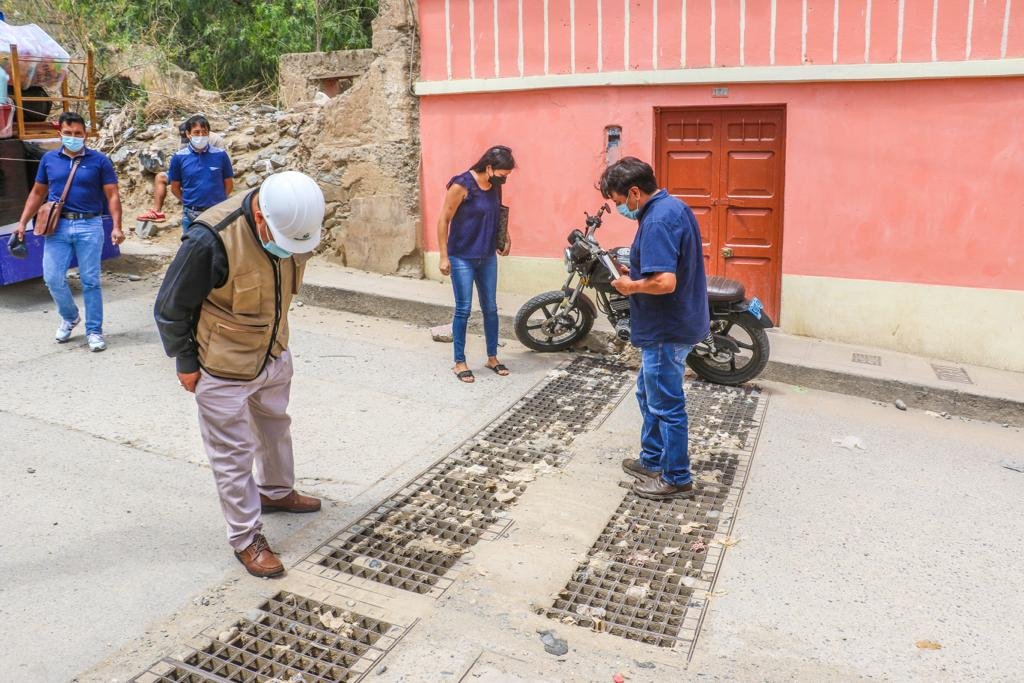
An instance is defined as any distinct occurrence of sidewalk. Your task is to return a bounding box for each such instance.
[118,241,1024,426]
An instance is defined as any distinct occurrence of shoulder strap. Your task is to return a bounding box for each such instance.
[57,157,83,203]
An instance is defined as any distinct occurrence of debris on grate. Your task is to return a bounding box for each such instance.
[545,381,766,657]
[305,355,634,597]
[851,352,882,366]
[133,592,405,683]
[931,363,972,384]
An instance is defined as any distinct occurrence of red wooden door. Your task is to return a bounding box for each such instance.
[656,106,785,319]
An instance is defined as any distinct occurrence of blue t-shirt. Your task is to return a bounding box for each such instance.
[628,189,710,347]
[35,147,117,215]
[167,145,234,209]
[446,171,500,258]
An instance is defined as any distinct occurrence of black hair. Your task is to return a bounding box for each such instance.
[470,145,515,173]
[184,114,211,133]
[599,157,659,198]
[57,111,87,130]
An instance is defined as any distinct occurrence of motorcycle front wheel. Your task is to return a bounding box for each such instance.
[686,314,770,386]
[514,290,595,352]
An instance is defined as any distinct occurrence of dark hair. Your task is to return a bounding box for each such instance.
[471,145,515,173]
[599,157,658,198]
[57,111,87,130]
[184,114,211,133]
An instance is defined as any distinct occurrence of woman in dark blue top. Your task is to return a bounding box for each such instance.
[436,146,515,383]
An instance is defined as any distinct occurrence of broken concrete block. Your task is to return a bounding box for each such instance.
[430,324,453,343]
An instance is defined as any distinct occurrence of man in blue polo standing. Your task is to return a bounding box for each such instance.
[168,114,233,231]
[601,157,709,500]
[14,111,124,351]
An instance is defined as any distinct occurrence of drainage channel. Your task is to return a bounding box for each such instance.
[133,591,409,682]
[544,380,767,660]
[131,354,634,683]
[297,355,634,599]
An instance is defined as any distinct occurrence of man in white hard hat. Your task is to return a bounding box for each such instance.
[154,171,325,577]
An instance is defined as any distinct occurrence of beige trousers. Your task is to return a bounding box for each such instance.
[194,351,295,550]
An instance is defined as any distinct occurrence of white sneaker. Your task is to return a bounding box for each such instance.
[55,316,81,343]
[87,333,107,352]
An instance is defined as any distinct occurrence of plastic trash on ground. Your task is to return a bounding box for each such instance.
[0,21,70,89]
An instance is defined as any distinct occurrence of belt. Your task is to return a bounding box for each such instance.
[61,211,99,220]
[184,205,210,213]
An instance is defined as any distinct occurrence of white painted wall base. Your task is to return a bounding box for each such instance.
[424,252,570,296]
[781,275,1024,372]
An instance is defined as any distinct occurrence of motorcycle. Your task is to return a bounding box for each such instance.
[513,203,774,386]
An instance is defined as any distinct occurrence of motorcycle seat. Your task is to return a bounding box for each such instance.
[707,275,745,302]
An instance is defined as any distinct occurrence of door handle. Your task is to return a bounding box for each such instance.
[721,247,734,258]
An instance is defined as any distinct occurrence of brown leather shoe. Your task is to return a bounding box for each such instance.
[632,476,694,500]
[260,490,321,513]
[234,534,285,578]
[621,458,661,480]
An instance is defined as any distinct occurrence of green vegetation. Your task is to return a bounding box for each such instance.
[10,0,378,93]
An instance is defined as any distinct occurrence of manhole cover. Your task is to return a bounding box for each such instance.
[545,381,766,657]
[931,363,972,384]
[133,592,405,683]
[304,356,633,597]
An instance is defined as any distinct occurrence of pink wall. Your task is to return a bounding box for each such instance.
[419,1,1024,81]
[420,77,1024,292]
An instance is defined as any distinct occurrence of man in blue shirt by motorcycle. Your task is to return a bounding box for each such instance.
[602,157,710,500]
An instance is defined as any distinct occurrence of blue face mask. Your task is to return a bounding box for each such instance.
[617,193,640,221]
[62,136,85,153]
[260,231,292,259]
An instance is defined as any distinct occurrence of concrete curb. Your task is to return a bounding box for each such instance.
[761,362,1023,428]
[299,281,518,337]
[122,249,1024,427]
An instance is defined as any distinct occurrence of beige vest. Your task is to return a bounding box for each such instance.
[194,193,308,381]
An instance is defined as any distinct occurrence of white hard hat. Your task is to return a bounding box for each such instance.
[258,171,325,254]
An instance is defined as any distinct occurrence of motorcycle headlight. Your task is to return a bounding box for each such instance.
[563,247,572,272]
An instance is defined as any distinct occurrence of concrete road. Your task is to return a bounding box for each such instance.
[0,271,564,682]
[3,269,1022,682]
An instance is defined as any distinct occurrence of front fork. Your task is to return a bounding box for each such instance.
[558,273,585,312]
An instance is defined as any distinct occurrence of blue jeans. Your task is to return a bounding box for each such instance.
[42,216,104,334]
[637,343,694,486]
[450,255,499,363]
[182,206,203,232]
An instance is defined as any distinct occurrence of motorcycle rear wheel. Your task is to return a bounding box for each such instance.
[686,314,770,386]
[514,290,595,352]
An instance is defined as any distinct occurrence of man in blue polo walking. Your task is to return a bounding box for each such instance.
[14,111,124,351]
[602,157,709,500]
[168,114,234,232]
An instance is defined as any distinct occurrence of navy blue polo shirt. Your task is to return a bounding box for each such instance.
[34,147,117,215]
[628,189,710,347]
[167,145,233,209]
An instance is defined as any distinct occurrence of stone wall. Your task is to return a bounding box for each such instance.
[297,0,422,276]
[278,49,375,108]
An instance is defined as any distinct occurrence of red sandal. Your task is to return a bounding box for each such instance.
[136,209,167,222]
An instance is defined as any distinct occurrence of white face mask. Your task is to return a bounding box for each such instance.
[190,135,209,150]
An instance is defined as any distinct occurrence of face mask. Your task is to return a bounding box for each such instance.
[62,136,85,153]
[489,174,507,186]
[259,226,292,259]
[190,135,209,150]
[617,192,640,220]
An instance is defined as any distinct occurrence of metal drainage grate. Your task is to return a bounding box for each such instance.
[851,353,882,366]
[302,355,634,597]
[133,592,405,683]
[931,363,972,384]
[545,381,766,657]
